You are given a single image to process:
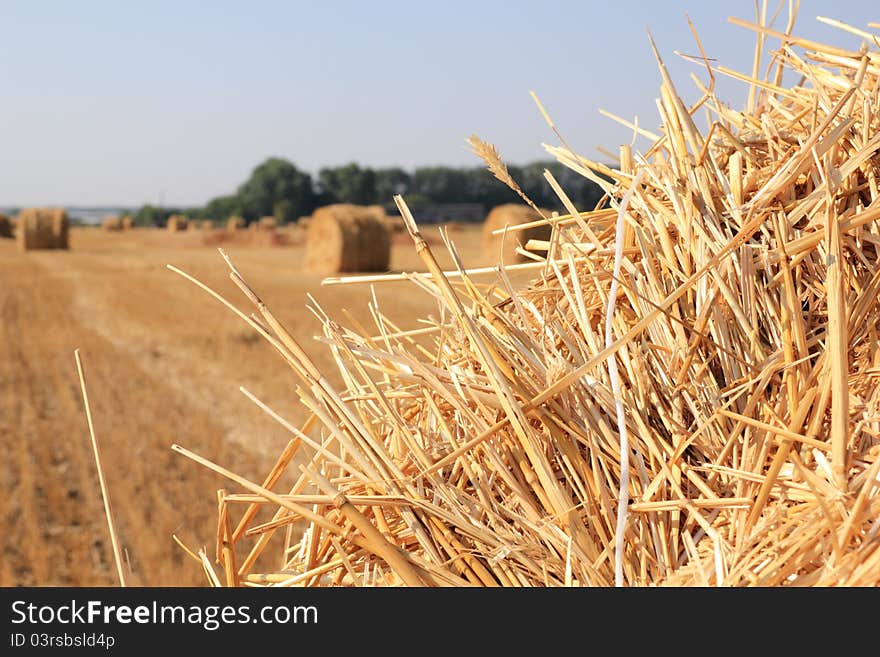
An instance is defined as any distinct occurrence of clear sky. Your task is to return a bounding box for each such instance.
[0,0,876,207]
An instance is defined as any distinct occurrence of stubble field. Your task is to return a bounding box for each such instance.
[0,222,516,586]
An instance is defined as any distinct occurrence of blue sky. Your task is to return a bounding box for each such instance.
[0,0,876,206]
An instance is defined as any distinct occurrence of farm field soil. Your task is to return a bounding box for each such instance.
[0,224,525,585]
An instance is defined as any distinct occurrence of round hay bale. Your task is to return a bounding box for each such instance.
[0,213,12,239]
[226,216,245,232]
[16,208,68,251]
[50,209,69,248]
[167,215,188,232]
[257,216,277,231]
[382,215,406,234]
[482,203,551,264]
[365,205,387,221]
[304,204,391,274]
[121,215,134,230]
[200,219,215,230]
[102,215,123,231]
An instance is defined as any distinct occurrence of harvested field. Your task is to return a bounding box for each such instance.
[0,223,496,585]
[8,11,879,591]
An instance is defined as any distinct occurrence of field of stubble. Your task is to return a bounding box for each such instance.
[0,222,504,586]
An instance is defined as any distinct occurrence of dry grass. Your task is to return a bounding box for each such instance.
[169,12,880,587]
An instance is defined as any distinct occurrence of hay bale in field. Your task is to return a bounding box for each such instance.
[382,214,406,234]
[16,208,69,251]
[50,209,69,248]
[167,215,188,232]
[121,215,134,230]
[482,203,550,264]
[0,213,12,238]
[199,219,215,230]
[365,205,387,221]
[257,216,277,231]
[102,215,123,231]
[304,203,390,273]
[226,216,245,232]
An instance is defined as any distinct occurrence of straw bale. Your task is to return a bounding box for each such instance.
[50,209,69,248]
[167,215,188,232]
[16,208,68,251]
[101,215,123,231]
[382,215,406,234]
[199,219,215,230]
[0,213,12,238]
[257,216,277,231]
[304,203,390,273]
[482,203,550,264]
[121,215,134,230]
[226,216,245,232]
[168,14,880,587]
[365,205,387,221]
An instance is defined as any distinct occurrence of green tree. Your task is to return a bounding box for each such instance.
[411,167,471,203]
[374,167,411,203]
[317,163,377,205]
[273,199,295,223]
[236,157,316,223]
[133,204,165,226]
[201,194,243,221]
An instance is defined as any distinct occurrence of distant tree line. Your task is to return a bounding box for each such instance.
[132,157,607,226]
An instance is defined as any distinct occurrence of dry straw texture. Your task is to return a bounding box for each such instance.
[172,13,880,586]
[303,203,391,273]
[0,213,12,239]
[226,216,245,232]
[17,208,69,251]
[482,203,551,264]
[167,215,188,232]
